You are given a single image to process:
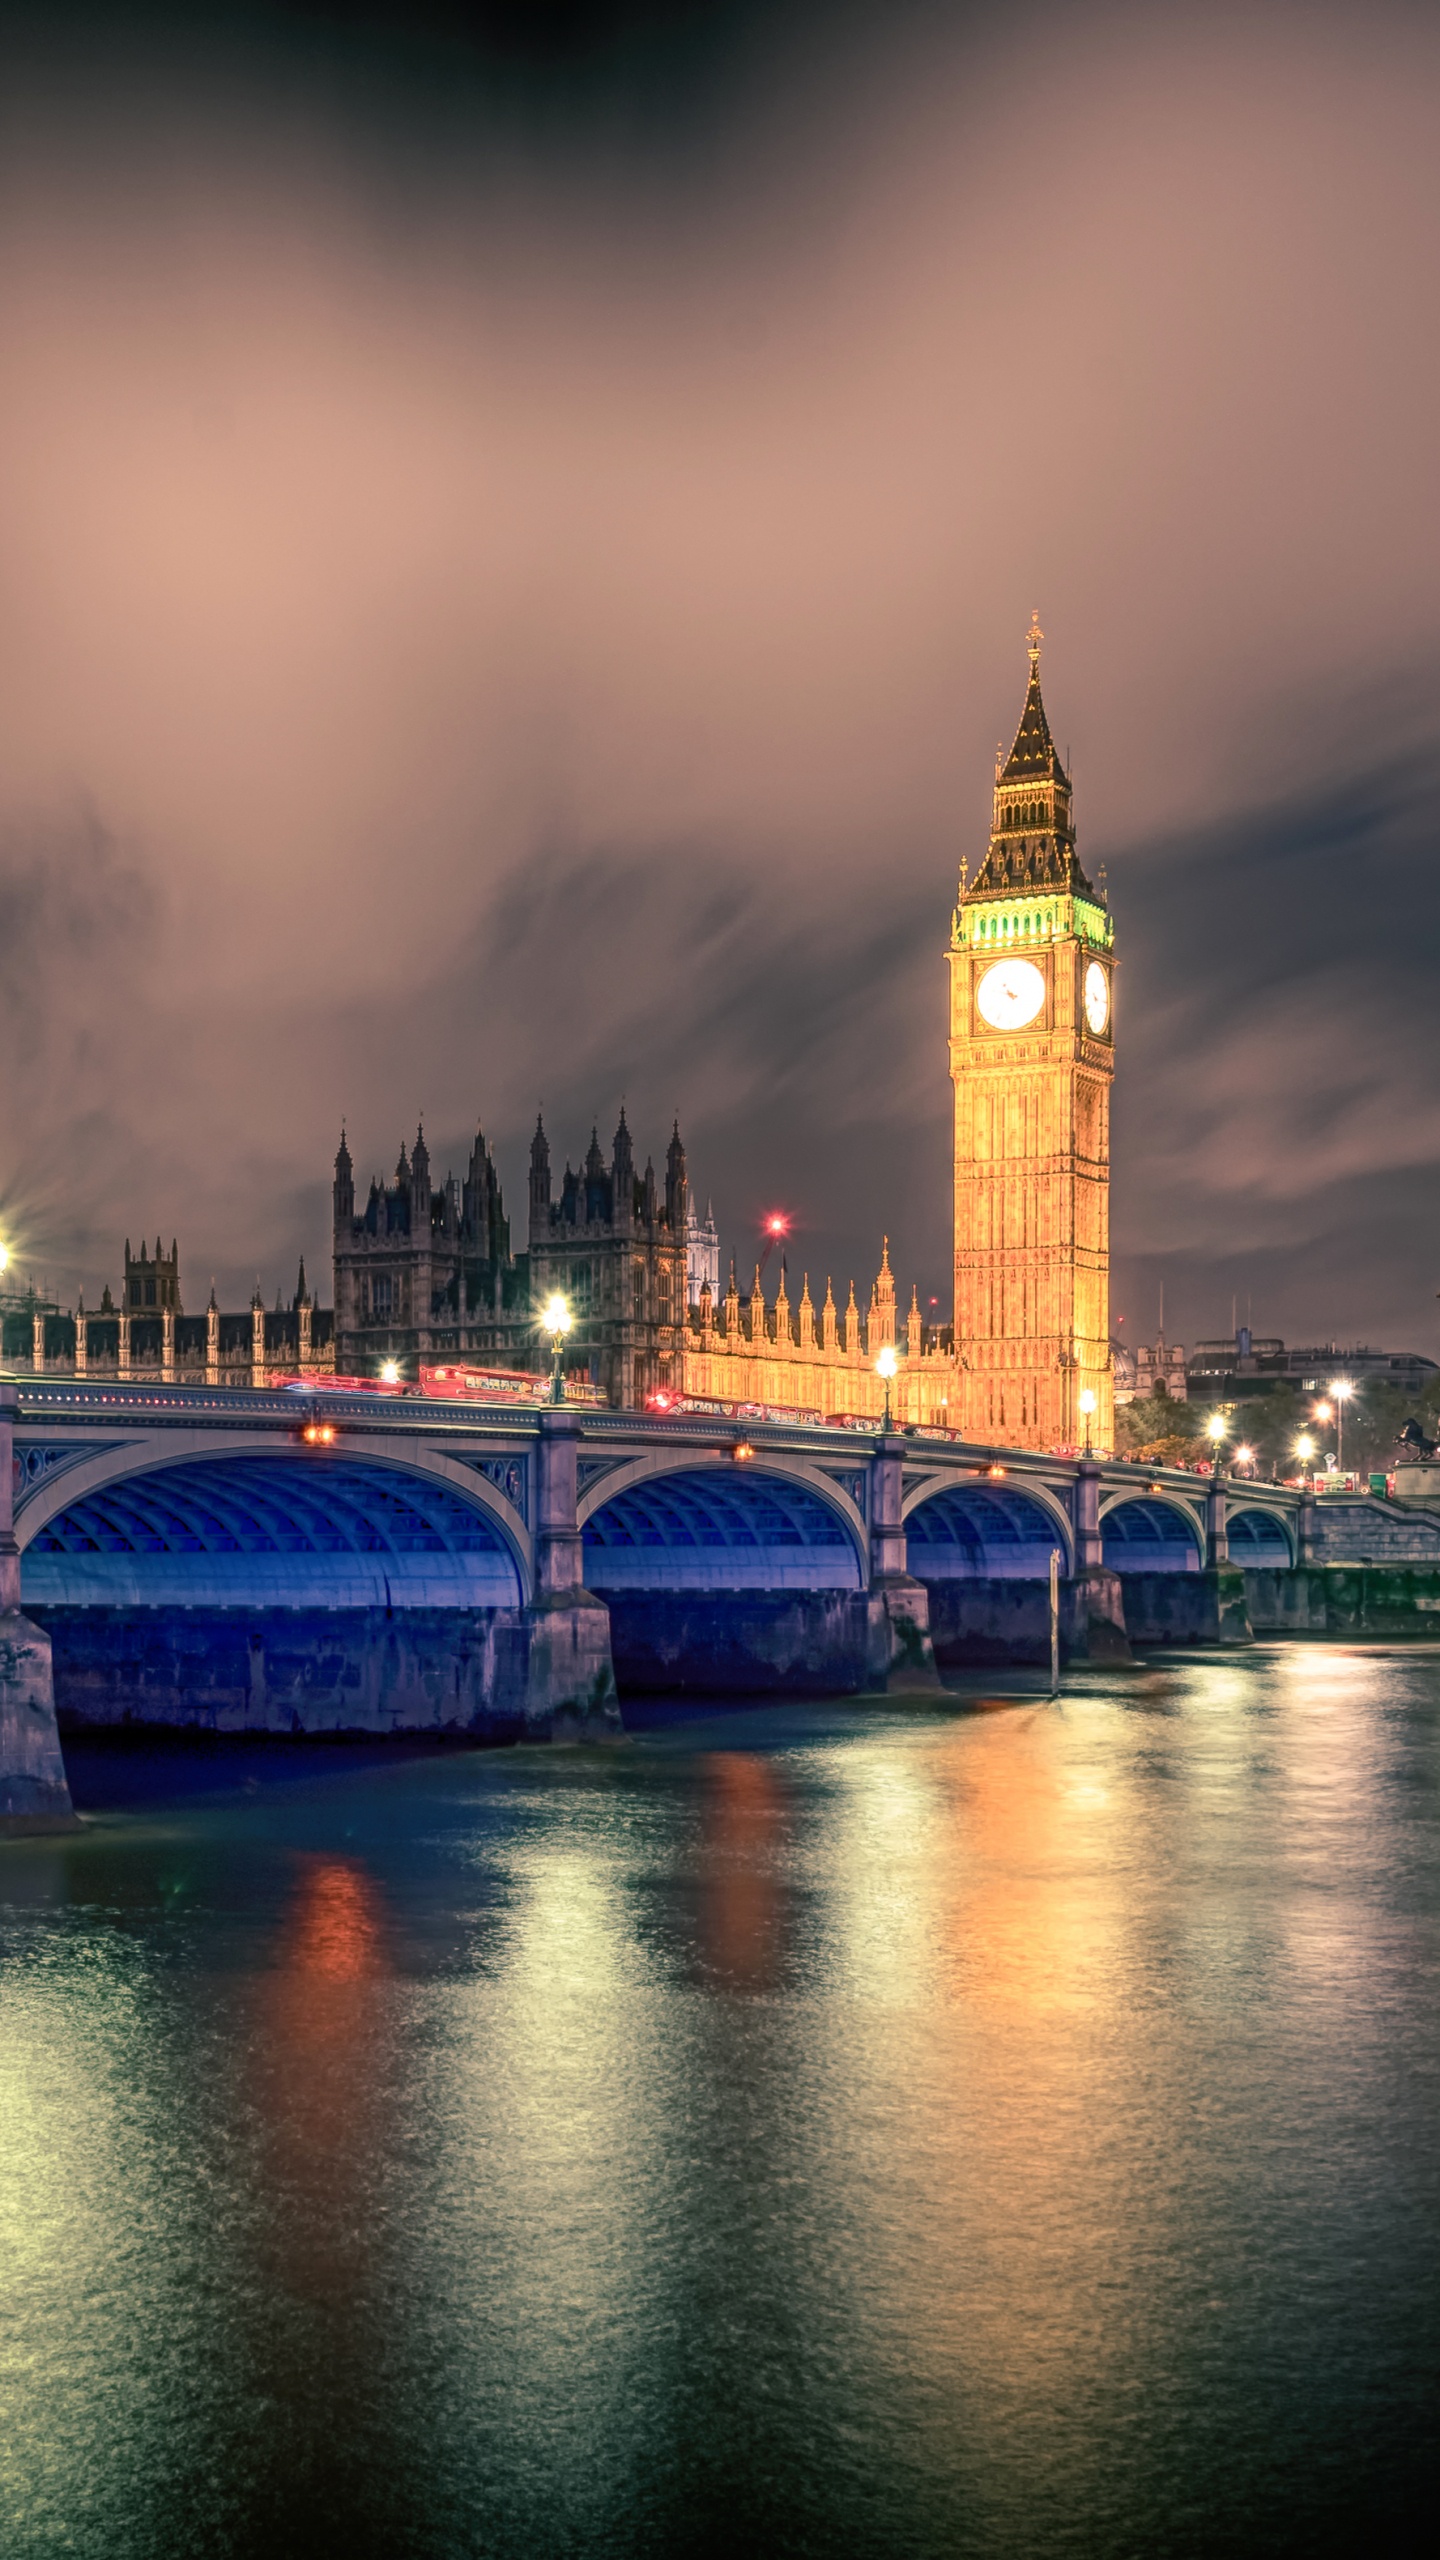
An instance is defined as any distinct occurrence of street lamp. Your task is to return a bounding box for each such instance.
[1329,1377,1354,1475]
[875,1341,899,1433]
[1078,1385,1097,1457]
[1206,1411,1228,1476]
[543,1291,573,1404]
[1294,1432,1316,1490]
[1233,1443,1256,1476]
[0,1241,8,1276]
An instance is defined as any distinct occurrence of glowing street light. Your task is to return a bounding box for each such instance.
[379,1358,401,1386]
[0,1241,8,1275]
[1329,1377,1355,1475]
[1294,1432,1316,1489]
[543,1291,573,1404]
[1078,1385,1097,1457]
[1206,1411,1229,1475]
[1234,1442,1256,1476]
[875,1340,899,1433]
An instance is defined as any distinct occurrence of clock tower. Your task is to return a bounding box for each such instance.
[948,617,1114,1451]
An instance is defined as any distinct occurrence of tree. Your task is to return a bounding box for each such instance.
[1114,1388,1207,1469]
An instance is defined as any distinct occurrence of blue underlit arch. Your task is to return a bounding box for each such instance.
[1225,1506,1294,1567]
[582,1468,863,1591]
[21,1455,523,1607]
[905,1483,1072,1578]
[1101,1497,1204,1575]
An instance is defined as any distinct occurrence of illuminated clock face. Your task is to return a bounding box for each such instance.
[975,957,1046,1031]
[1084,960,1110,1035]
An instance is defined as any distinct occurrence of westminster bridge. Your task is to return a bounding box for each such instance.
[6,1372,1440,1819]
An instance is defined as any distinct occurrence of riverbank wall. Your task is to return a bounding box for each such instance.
[1243,1565,1440,1636]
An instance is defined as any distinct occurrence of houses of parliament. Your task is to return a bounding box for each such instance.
[4,625,1115,1452]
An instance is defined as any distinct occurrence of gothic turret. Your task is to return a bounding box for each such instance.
[665,1118,688,1231]
[583,1128,609,1224]
[412,1124,431,1218]
[529,1115,551,1222]
[612,1108,634,1227]
[333,1128,354,1223]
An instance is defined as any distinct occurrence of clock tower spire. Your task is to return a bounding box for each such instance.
[949,619,1115,1451]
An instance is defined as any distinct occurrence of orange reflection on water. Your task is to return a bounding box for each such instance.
[284,1855,385,1987]
[249,1854,394,2297]
[934,1715,1121,2019]
[698,1752,790,1989]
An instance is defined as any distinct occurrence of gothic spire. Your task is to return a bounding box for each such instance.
[964,615,1096,904]
[999,611,1067,785]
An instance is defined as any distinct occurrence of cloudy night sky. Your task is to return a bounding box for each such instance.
[1,0,1438,1355]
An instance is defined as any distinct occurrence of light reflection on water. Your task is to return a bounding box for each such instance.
[3,1651,1439,2557]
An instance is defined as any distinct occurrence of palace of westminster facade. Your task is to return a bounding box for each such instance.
[3,626,1116,1452]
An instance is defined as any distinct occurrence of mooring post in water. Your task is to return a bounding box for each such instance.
[0,1378,76,1831]
[1049,1547,1061,1696]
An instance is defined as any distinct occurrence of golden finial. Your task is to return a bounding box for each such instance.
[1027,609,1043,668]
[958,853,969,900]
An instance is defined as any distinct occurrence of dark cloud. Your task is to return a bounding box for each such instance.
[0,0,1438,1357]
[1112,706,1440,1349]
[0,807,160,1290]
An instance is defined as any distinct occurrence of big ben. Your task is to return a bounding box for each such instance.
[949,616,1114,1452]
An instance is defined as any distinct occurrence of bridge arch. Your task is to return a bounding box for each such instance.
[579,1452,867,1590]
[16,1434,531,1607]
[1099,1492,1205,1574]
[1225,1503,1295,1567]
[902,1475,1076,1577]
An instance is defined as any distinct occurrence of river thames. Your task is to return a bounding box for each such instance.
[3,1651,1437,2558]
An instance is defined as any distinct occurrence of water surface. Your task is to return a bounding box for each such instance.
[3,1651,1438,2557]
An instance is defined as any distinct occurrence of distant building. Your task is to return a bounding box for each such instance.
[527,1112,691,1409]
[1114,1336,1188,1405]
[1,1243,332,1385]
[332,1122,525,1377]
[124,1237,181,1314]
[1185,1328,1438,1406]
[331,1110,695,1407]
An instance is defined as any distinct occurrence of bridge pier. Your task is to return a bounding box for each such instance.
[1202,1469,1252,1645]
[1072,1460,1133,1663]
[526,1412,621,1741]
[0,1382,76,1831]
[866,1440,941,1691]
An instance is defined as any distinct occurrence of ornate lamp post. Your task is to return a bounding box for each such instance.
[875,1341,899,1434]
[543,1292,573,1405]
[1206,1410,1228,1476]
[1294,1432,1316,1492]
[1079,1385,1097,1457]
